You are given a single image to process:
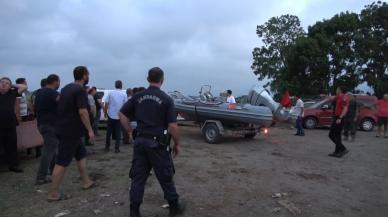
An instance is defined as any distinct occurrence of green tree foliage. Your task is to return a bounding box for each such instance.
[252,1,388,97]
[357,1,388,98]
[284,37,329,96]
[307,12,361,94]
[251,14,305,93]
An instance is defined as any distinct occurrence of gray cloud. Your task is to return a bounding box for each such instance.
[0,0,373,95]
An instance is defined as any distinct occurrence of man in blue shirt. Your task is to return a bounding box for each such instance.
[120,67,184,217]
[34,74,60,185]
[47,66,96,202]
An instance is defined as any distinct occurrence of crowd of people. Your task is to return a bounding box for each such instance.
[0,66,184,217]
[1,65,387,216]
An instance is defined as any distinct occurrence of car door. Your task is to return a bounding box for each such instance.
[317,99,334,126]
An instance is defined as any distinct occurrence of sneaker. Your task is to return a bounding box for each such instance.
[328,152,340,157]
[337,149,349,158]
[35,178,51,185]
[114,149,120,153]
[9,166,23,173]
[104,146,110,152]
[130,204,142,217]
[169,200,185,217]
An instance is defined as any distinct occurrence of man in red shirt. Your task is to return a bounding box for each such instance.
[376,94,388,138]
[328,86,350,158]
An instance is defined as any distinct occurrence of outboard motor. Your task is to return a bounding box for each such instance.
[248,85,290,121]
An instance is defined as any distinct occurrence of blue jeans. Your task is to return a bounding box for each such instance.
[295,117,305,135]
[36,124,58,180]
[93,109,101,134]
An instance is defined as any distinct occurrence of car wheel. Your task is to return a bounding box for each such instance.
[360,118,375,131]
[202,123,222,144]
[304,117,318,129]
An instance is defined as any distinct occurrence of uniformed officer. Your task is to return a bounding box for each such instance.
[119,67,185,217]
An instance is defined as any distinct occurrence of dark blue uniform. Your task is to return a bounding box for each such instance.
[120,86,179,206]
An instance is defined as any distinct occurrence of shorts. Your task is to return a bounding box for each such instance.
[378,117,388,127]
[56,137,87,167]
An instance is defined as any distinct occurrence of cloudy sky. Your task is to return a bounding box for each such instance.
[0,0,374,95]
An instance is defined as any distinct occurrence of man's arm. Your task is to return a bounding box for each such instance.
[119,112,133,143]
[104,103,109,117]
[15,99,21,122]
[168,122,180,158]
[97,98,103,108]
[119,112,132,133]
[337,104,349,124]
[91,105,96,118]
[79,108,95,142]
[14,84,27,95]
[340,102,349,118]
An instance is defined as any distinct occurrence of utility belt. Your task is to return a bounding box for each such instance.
[137,131,172,146]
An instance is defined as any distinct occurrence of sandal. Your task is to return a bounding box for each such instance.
[47,193,72,202]
[82,182,98,190]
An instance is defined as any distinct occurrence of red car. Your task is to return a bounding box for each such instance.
[303,95,378,131]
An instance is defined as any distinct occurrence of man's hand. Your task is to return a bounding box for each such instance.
[128,132,133,144]
[336,118,342,125]
[16,116,22,124]
[172,144,180,158]
[88,130,95,144]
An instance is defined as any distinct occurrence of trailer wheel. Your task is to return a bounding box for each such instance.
[244,133,257,139]
[202,123,222,144]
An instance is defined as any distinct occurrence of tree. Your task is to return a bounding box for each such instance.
[357,1,388,98]
[284,36,330,96]
[251,2,388,97]
[251,15,305,93]
[308,12,362,94]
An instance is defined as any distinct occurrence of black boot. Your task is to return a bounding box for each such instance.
[169,200,185,217]
[130,204,142,217]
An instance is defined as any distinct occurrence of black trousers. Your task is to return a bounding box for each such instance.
[129,137,179,205]
[343,118,357,138]
[0,124,19,167]
[329,117,347,153]
[105,117,122,149]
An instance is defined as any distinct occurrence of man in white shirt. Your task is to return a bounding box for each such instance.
[226,90,236,104]
[15,78,29,121]
[294,94,305,136]
[104,80,127,153]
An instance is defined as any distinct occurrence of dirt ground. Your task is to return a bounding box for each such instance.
[1,125,388,217]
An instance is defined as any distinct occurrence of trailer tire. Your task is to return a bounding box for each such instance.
[202,123,222,144]
[244,133,256,139]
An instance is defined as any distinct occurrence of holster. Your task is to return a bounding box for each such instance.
[137,132,172,147]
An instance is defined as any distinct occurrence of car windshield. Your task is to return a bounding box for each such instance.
[356,97,377,108]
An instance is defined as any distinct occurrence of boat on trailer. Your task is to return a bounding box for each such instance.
[170,85,287,143]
